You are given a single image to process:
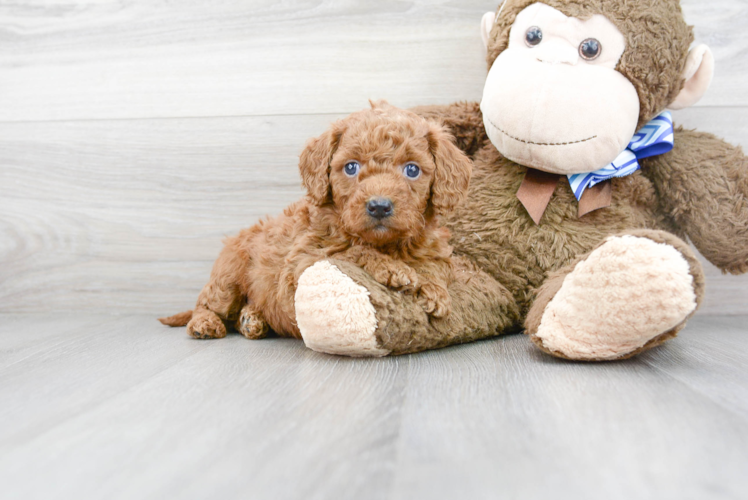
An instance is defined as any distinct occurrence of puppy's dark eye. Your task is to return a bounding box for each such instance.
[579,38,602,60]
[525,26,542,47]
[344,161,360,177]
[403,163,421,179]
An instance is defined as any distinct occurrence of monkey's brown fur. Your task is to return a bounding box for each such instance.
[298,0,747,359]
[159,103,472,339]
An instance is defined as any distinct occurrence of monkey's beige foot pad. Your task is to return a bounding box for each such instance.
[295,260,390,357]
[528,235,699,361]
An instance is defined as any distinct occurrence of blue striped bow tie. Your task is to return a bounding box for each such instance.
[568,111,675,200]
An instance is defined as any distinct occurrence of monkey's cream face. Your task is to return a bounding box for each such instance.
[481,3,640,175]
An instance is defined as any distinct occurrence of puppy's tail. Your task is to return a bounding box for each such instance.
[158,310,193,327]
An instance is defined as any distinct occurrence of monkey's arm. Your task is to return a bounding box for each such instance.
[410,102,488,158]
[643,128,748,274]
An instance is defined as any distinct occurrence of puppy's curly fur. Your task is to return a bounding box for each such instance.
[159,102,472,340]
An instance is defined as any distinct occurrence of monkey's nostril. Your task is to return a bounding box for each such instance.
[366,198,394,220]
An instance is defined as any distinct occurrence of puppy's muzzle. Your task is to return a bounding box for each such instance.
[366,198,394,220]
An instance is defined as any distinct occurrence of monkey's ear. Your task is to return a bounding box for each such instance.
[669,45,715,110]
[428,124,473,217]
[481,11,496,49]
[299,123,345,205]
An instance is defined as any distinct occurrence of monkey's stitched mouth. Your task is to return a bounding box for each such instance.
[487,118,597,146]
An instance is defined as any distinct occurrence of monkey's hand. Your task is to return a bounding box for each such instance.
[644,128,748,274]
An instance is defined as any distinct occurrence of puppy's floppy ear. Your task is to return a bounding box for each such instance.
[299,122,345,205]
[369,99,391,109]
[427,123,472,216]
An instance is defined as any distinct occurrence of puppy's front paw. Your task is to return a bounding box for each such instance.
[387,262,419,290]
[187,311,227,339]
[417,283,451,318]
[369,261,418,291]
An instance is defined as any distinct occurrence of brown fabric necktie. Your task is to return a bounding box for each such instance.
[516,168,613,224]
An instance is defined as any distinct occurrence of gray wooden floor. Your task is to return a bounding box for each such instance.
[1,314,747,500]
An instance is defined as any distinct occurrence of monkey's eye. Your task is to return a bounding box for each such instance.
[403,163,421,179]
[344,161,360,177]
[525,26,542,47]
[579,38,602,60]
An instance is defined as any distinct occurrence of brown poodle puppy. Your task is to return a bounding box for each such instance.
[159,102,472,340]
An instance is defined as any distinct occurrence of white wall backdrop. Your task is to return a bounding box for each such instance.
[1,0,746,314]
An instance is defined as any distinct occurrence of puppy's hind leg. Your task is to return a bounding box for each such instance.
[188,242,247,339]
[188,308,228,339]
[235,302,270,340]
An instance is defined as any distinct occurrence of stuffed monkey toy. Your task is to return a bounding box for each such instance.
[294,0,748,361]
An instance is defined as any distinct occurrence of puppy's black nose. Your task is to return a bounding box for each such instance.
[366,198,394,220]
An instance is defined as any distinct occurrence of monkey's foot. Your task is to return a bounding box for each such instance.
[187,310,227,339]
[526,230,704,361]
[295,260,390,357]
[235,303,269,340]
